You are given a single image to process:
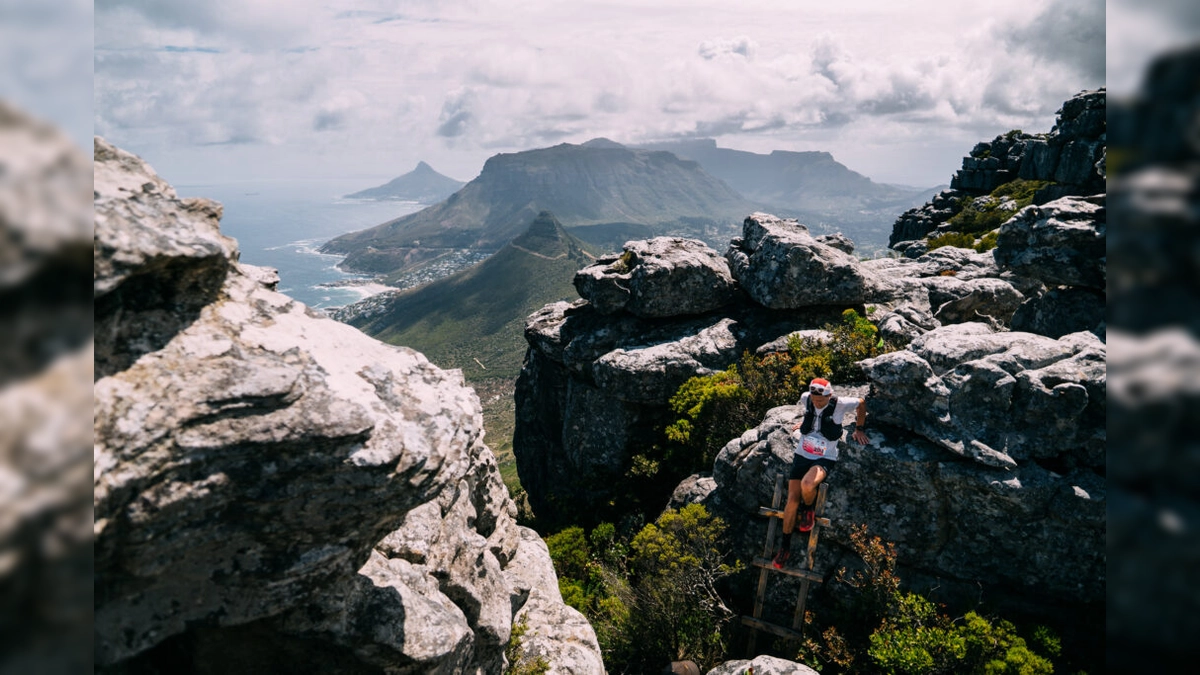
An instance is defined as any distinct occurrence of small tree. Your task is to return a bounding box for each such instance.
[624,504,742,670]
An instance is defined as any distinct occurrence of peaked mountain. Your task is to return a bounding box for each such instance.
[344,161,466,203]
[320,140,755,274]
[638,138,943,250]
[346,211,592,383]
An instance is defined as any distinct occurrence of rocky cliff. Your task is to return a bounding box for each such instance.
[93,139,603,674]
[889,89,1105,250]
[513,95,1105,639]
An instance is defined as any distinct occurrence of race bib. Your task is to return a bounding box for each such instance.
[801,436,825,456]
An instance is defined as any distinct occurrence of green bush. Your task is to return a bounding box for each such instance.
[625,504,742,670]
[939,179,1052,240]
[544,506,741,673]
[927,231,977,251]
[798,524,1064,675]
[505,617,551,675]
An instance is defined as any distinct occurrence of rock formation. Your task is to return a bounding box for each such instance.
[889,89,1105,249]
[513,92,1106,648]
[0,102,94,674]
[93,139,602,674]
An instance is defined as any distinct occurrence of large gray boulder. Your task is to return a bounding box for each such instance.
[726,213,870,309]
[0,103,93,673]
[994,196,1106,289]
[93,139,602,673]
[698,406,1104,617]
[1010,287,1105,338]
[859,323,1106,470]
[574,237,738,317]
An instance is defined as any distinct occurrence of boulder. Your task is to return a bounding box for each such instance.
[1010,287,1106,338]
[708,655,819,675]
[93,139,602,673]
[859,323,1106,470]
[704,400,1104,619]
[0,103,93,672]
[574,237,737,317]
[994,196,1106,289]
[929,277,1024,326]
[726,213,870,308]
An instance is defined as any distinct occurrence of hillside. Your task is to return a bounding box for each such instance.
[638,138,942,251]
[344,161,466,203]
[344,211,595,484]
[320,139,754,274]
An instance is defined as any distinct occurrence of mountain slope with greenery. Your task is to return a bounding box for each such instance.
[345,161,466,203]
[348,211,594,487]
[321,139,754,273]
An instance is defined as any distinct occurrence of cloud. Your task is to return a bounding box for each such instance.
[698,36,756,60]
[998,0,1105,85]
[436,87,477,138]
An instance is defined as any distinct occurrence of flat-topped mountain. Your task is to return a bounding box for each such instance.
[344,161,466,203]
[638,139,942,250]
[320,140,755,274]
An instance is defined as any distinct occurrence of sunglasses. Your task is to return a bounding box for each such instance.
[810,385,833,396]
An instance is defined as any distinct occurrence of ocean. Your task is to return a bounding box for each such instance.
[175,179,425,310]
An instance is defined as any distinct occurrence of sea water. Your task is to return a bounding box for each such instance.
[175,179,425,310]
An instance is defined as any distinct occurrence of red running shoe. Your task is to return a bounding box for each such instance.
[772,549,790,569]
[799,509,815,532]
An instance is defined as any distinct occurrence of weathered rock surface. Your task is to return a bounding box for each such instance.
[859,323,1106,470]
[1010,287,1105,338]
[726,213,870,309]
[994,195,1106,289]
[689,400,1104,622]
[94,139,601,673]
[574,237,738,317]
[707,655,819,675]
[515,297,850,522]
[0,103,94,674]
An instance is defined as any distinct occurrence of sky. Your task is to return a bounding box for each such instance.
[87,0,1121,189]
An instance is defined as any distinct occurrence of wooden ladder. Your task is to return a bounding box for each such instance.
[740,474,830,656]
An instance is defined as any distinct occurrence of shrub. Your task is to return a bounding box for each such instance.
[797,524,1064,675]
[974,230,999,253]
[625,504,742,670]
[505,617,551,675]
[927,231,976,251]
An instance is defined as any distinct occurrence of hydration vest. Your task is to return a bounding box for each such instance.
[799,395,843,441]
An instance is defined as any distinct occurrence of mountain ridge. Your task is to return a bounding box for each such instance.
[344,161,466,203]
[320,141,755,274]
[636,138,943,250]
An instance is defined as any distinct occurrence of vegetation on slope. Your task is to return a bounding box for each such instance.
[546,511,1074,674]
[927,178,1052,253]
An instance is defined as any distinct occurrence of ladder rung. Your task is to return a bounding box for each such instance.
[750,558,824,582]
[740,615,803,641]
[756,508,830,528]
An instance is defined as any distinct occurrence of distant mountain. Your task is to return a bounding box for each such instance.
[346,211,593,382]
[344,161,466,203]
[320,140,755,274]
[637,139,943,252]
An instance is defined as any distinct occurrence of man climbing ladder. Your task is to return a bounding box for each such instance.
[773,377,868,569]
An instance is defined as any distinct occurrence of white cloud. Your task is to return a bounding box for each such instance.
[94,0,1107,187]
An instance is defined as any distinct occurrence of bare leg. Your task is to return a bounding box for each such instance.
[800,465,828,507]
[782,479,804,534]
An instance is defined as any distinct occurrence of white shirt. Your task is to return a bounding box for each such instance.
[792,392,862,462]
